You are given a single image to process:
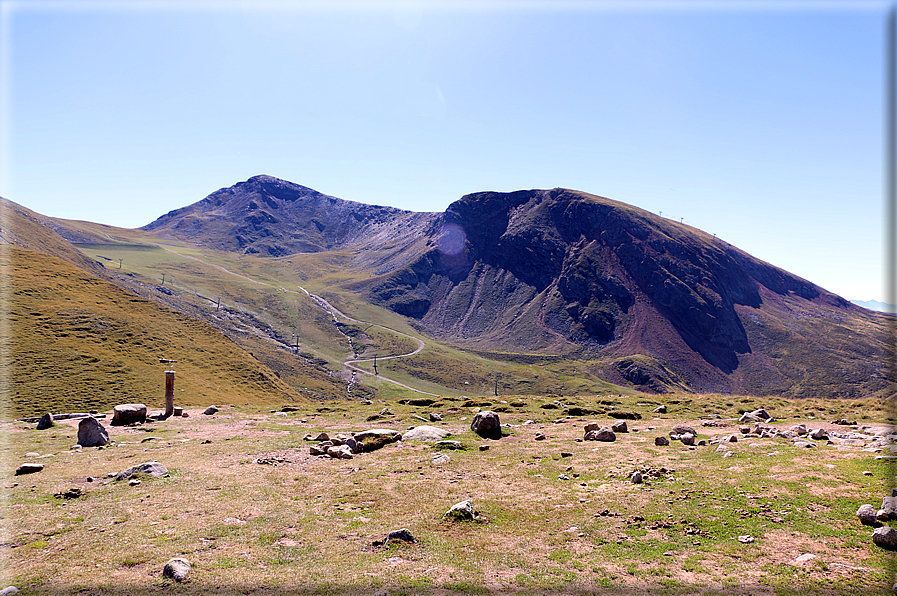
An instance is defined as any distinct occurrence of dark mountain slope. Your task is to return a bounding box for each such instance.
[357,188,890,396]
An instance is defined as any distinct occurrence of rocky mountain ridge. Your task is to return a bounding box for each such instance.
[131,176,892,397]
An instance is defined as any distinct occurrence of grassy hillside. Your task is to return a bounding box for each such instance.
[3,245,344,418]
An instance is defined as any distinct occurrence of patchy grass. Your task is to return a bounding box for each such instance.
[4,394,895,595]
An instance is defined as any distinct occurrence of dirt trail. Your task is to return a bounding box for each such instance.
[159,246,436,396]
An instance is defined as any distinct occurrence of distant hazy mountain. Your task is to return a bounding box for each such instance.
[851,299,896,314]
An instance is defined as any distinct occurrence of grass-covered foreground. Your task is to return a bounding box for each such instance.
[4,393,896,595]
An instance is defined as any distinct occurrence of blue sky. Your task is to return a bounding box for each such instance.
[0,0,891,303]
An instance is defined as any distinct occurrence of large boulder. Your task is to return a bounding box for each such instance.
[353,428,402,442]
[402,425,450,442]
[671,424,697,436]
[443,499,479,521]
[354,428,402,452]
[162,558,191,582]
[15,463,44,475]
[873,526,897,549]
[77,417,109,447]
[879,497,897,521]
[610,420,629,433]
[857,504,879,526]
[584,427,616,442]
[112,403,147,426]
[36,413,54,430]
[471,411,502,440]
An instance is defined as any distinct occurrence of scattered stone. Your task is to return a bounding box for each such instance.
[114,461,168,481]
[873,526,897,549]
[443,499,479,521]
[671,425,697,436]
[879,497,897,520]
[680,433,696,446]
[203,405,219,415]
[857,504,879,526]
[560,452,573,458]
[385,528,417,544]
[313,432,330,442]
[77,416,109,447]
[112,403,147,426]
[15,463,43,475]
[653,405,667,413]
[790,424,809,435]
[0,587,20,595]
[631,471,643,484]
[433,440,463,450]
[55,487,83,499]
[794,553,817,564]
[128,479,142,486]
[401,425,450,442]
[558,474,570,480]
[432,453,450,464]
[611,420,628,433]
[354,428,402,452]
[584,427,616,442]
[327,445,354,459]
[793,440,817,449]
[429,413,443,422]
[162,557,191,582]
[470,411,502,440]
[534,432,546,441]
[809,428,828,441]
[737,535,755,543]
[411,414,429,423]
[479,444,490,451]
[654,437,670,446]
[354,428,402,442]
[36,413,54,430]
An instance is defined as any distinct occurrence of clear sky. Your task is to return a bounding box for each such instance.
[0,0,891,303]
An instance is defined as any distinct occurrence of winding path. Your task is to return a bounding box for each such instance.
[159,246,437,396]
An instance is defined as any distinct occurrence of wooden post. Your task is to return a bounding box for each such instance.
[164,370,176,417]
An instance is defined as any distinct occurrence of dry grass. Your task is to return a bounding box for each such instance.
[4,393,896,595]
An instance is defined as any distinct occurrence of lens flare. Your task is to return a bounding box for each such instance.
[437,223,466,256]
